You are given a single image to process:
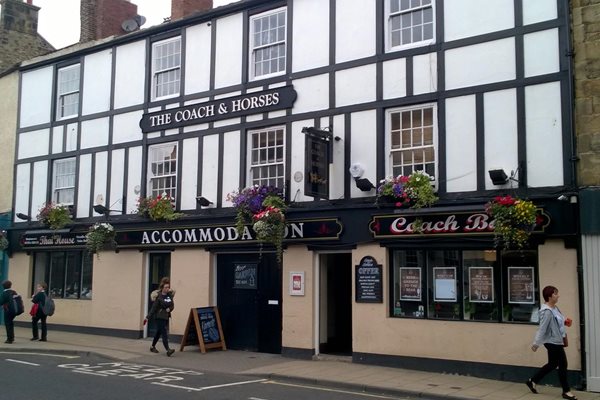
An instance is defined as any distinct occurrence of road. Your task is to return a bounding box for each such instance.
[0,351,411,400]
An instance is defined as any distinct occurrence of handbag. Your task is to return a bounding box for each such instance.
[29,303,39,317]
[563,335,569,347]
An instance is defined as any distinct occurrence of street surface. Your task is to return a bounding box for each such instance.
[0,351,410,400]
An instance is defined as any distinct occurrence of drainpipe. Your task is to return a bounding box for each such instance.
[0,213,10,326]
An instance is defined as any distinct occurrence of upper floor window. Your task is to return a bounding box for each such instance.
[148,142,178,199]
[387,0,435,51]
[52,158,76,205]
[56,64,80,119]
[387,104,436,180]
[248,126,285,188]
[151,37,181,101]
[250,8,287,79]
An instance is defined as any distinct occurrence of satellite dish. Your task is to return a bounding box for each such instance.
[134,15,146,27]
[121,18,140,33]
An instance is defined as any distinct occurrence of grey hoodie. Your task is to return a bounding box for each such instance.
[533,303,566,347]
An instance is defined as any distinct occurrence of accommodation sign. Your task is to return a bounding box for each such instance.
[139,86,297,133]
[369,210,549,238]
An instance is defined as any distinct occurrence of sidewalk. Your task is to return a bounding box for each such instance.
[0,326,597,400]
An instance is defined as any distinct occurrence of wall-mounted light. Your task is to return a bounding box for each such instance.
[488,169,509,185]
[16,213,31,221]
[348,163,375,192]
[196,196,213,207]
[93,205,121,215]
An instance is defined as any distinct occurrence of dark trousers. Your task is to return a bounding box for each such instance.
[4,314,14,342]
[532,343,570,393]
[152,318,170,350]
[32,310,47,339]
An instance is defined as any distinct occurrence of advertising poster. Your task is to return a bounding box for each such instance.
[469,267,494,303]
[508,266,535,304]
[399,267,422,301]
[433,267,457,302]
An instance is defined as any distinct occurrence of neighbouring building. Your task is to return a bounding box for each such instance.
[6,0,590,389]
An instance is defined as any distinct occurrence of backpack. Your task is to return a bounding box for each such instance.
[10,292,24,316]
[42,294,55,316]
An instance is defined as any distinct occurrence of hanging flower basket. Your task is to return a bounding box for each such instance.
[37,203,72,230]
[86,222,116,258]
[376,171,438,209]
[228,185,286,262]
[136,195,183,221]
[485,195,537,249]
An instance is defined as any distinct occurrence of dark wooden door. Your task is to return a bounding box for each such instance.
[147,253,171,337]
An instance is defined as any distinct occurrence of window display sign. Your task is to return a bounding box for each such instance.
[233,263,257,289]
[289,271,305,296]
[433,267,457,302]
[399,267,422,301]
[469,267,494,303]
[508,266,535,304]
[355,256,383,303]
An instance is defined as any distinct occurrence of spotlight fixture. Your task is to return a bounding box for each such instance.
[16,213,31,221]
[488,169,509,185]
[196,196,213,207]
[93,204,121,215]
[354,178,375,192]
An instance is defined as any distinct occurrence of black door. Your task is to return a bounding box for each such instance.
[320,253,352,355]
[217,253,282,353]
[147,253,171,337]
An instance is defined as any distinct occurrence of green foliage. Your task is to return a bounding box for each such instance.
[37,203,72,230]
[377,171,438,209]
[136,195,183,221]
[86,223,116,258]
[485,195,537,249]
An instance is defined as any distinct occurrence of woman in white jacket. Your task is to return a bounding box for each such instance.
[526,285,576,400]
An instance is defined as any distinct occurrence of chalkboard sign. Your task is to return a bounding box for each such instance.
[180,307,226,353]
[355,256,383,303]
[233,263,257,289]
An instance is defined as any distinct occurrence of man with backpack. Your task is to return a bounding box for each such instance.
[0,280,21,343]
[31,282,50,341]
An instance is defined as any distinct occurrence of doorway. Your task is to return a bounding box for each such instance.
[319,253,352,355]
[147,253,171,338]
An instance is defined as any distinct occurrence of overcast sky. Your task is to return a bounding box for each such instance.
[29,0,234,49]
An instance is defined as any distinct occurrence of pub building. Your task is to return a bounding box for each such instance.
[5,0,586,388]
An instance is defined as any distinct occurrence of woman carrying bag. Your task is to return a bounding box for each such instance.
[145,281,175,357]
[526,285,576,400]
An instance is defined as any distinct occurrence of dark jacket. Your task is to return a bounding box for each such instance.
[1,289,16,316]
[32,291,46,317]
[147,292,174,321]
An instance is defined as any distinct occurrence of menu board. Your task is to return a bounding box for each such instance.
[233,263,257,289]
[508,266,535,304]
[355,256,383,303]
[433,267,457,302]
[180,307,227,353]
[399,267,422,301]
[469,267,494,303]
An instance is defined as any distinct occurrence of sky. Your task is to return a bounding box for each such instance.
[29,0,234,49]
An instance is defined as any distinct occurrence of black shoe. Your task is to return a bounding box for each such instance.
[4,339,13,344]
[39,338,47,342]
[166,349,175,357]
[526,379,538,394]
[562,393,577,400]
[150,346,159,353]
[30,337,39,341]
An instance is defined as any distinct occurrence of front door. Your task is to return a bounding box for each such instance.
[217,253,282,353]
[147,253,171,337]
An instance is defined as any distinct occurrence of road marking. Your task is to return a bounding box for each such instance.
[249,397,269,400]
[6,359,40,366]
[152,378,268,392]
[151,383,203,392]
[0,351,79,359]
[266,381,403,399]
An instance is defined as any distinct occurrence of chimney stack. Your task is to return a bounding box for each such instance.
[171,0,213,21]
[80,0,138,43]
[0,0,40,35]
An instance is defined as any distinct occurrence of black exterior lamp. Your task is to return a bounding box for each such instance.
[196,196,213,207]
[488,169,509,185]
[16,213,31,221]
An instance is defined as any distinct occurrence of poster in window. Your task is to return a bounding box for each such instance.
[433,267,457,302]
[289,271,305,296]
[469,267,494,303]
[399,267,422,301]
[508,266,535,304]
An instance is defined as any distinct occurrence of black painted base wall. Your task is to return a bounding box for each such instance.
[282,346,314,360]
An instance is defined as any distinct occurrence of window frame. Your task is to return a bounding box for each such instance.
[147,142,179,199]
[385,0,436,52]
[249,6,288,81]
[385,103,438,185]
[55,64,81,120]
[32,251,93,300]
[52,157,76,205]
[151,36,182,102]
[246,125,286,188]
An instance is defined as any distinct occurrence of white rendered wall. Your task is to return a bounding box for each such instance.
[445,38,515,90]
[524,29,559,78]
[113,111,143,144]
[18,129,49,159]
[330,114,345,200]
[444,0,514,42]
[383,58,406,100]
[292,74,329,114]
[350,110,377,198]
[19,66,53,128]
[525,82,563,187]
[14,163,30,222]
[484,89,518,190]
[77,154,92,218]
[31,161,48,215]
[214,14,243,88]
[221,131,240,204]
[336,65,376,107]
[82,49,112,115]
[289,119,310,202]
[109,149,125,213]
[292,0,329,72]
[413,53,437,95]
[93,152,108,216]
[201,135,220,207]
[185,24,212,95]
[114,41,146,109]
[446,95,477,192]
[81,118,109,149]
[180,137,199,210]
[336,0,376,63]
[522,0,557,25]
[66,123,78,152]
[126,146,142,213]
[52,126,63,154]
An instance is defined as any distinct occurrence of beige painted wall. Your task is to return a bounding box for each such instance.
[0,71,17,213]
[350,240,580,369]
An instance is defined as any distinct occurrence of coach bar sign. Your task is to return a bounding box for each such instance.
[140,86,297,133]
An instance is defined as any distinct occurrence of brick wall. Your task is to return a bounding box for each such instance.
[572,0,600,186]
[171,0,213,21]
[80,0,138,43]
